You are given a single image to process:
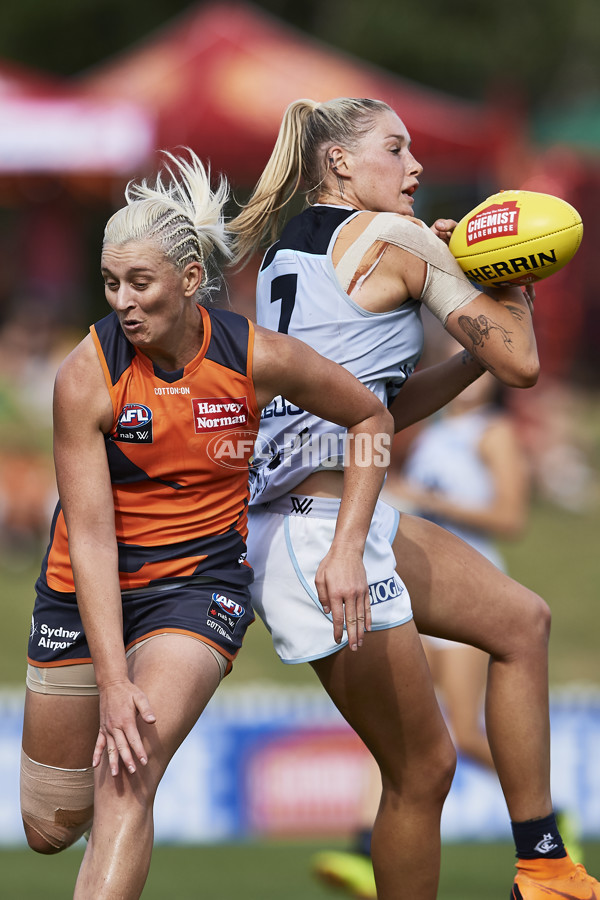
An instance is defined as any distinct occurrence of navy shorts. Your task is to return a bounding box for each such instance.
[28,577,255,667]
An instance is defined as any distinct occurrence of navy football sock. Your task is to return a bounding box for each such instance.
[511,812,567,860]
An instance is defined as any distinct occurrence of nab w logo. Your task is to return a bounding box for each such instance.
[290,496,313,515]
[114,403,153,444]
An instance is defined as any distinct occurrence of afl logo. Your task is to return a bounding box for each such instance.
[114,403,153,444]
[118,404,152,428]
[211,592,245,618]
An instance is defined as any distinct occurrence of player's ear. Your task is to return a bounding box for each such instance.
[182,261,203,296]
[327,146,348,174]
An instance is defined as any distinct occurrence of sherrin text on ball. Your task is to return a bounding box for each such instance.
[449,190,583,287]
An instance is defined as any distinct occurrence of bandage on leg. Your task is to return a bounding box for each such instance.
[26,662,98,696]
[127,632,228,680]
[20,750,94,851]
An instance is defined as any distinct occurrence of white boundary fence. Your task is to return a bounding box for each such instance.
[1,685,599,845]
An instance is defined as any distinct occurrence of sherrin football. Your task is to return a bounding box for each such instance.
[448,190,583,287]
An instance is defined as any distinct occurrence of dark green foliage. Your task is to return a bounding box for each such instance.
[0,0,598,107]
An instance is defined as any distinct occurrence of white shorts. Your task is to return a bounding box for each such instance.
[247,494,413,664]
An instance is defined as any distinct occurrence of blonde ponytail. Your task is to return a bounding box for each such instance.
[227,97,392,268]
[227,99,319,267]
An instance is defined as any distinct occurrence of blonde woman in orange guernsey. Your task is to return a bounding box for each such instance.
[20,150,393,900]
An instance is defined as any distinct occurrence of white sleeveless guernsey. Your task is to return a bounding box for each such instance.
[250,204,424,503]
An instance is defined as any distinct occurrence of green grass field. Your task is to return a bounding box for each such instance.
[1,838,599,899]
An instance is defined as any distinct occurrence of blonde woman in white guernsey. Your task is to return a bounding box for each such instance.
[228,98,598,900]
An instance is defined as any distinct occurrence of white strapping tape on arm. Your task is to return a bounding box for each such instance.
[335,212,481,324]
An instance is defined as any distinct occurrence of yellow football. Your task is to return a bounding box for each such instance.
[448,190,583,287]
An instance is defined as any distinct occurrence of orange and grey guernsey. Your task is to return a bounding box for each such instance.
[39,305,259,594]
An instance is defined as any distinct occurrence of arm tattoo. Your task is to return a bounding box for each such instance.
[457,313,514,369]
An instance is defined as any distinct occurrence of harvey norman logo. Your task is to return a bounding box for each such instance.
[466,200,520,246]
[193,397,249,433]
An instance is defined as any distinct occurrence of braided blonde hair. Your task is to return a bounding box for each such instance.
[104,150,231,298]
